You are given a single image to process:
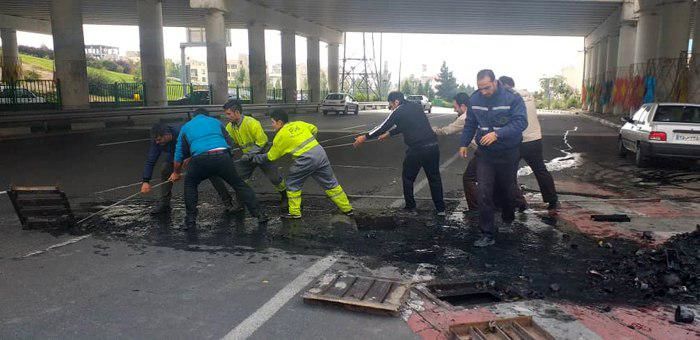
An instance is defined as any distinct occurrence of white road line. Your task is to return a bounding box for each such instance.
[222,255,338,340]
[97,138,151,147]
[341,124,367,131]
[22,234,92,258]
[390,152,462,208]
[0,190,6,195]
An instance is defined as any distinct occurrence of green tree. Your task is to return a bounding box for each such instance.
[457,83,475,95]
[435,61,458,100]
[165,59,181,79]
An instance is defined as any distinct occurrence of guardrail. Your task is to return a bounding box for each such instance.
[0,102,320,125]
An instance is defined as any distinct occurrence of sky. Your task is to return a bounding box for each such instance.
[10,25,584,92]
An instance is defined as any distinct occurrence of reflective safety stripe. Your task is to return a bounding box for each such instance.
[274,179,287,192]
[479,127,489,131]
[290,136,319,157]
[493,106,511,110]
[472,106,489,111]
[494,127,502,130]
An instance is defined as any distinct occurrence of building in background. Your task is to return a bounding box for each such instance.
[124,51,140,63]
[561,65,583,90]
[268,63,282,88]
[85,45,119,60]
[186,54,250,85]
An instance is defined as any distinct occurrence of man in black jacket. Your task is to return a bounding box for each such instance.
[354,91,445,215]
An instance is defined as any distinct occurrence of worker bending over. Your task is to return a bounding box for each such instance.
[222,99,288,210]
[354,91,445,216]
[169,108,265,228]
[140,123,233,214]
[253,110,353,219]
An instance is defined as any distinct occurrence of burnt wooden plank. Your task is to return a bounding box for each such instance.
[345,277,375,300]
[303,274,409,316]
[20,206,71,216]
[14,198,69,207]
[323,275,357,298]
[11,186,61,194]
[450,316,554,340]
[364,280,394,303]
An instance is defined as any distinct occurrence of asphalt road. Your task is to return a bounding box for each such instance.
[0,107,697,338]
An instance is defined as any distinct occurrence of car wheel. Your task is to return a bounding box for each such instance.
[323,110,328,116]
[617,137,627,158]
[354,106,359,115]
[635,142,649,167]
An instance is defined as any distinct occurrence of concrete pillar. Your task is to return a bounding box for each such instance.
[690,2,700,102]
[247,22,266,104]
[281,30,296,103]
[328,43,339,93]
[656,0,692,59]
[615,21,637,114]
[306,36,320,102]
[1,28,20,81]
[595,38,608,112]
[50,0,89,109]
[603,34,619,113]
[137,0,167,106]
[634,5,661,64]
[205,9,228,105]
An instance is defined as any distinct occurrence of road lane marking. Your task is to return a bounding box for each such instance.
[97,138,151,147]
[390,152,461,208]
[22,234,92,258]
[222,255,338,340]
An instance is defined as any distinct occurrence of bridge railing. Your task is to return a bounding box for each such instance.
[0,79,61,110]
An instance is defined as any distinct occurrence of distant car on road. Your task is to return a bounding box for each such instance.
[171,90,210,105]
[618,102,700,167]
[0,87,47,104]
[406,95,432,113]
[321,93,359,115]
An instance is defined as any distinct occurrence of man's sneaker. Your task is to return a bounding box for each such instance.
[185,216,197,230]
[150,202,171,215]
[283,213,302,220]
[547,201,560,211]
[473,235,496,247]
[343,210,355,217]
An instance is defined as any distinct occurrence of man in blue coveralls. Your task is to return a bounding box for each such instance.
[168,108,265,228]
[459,69,528,247]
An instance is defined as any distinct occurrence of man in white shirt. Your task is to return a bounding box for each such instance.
[499,76,559,212]
[433,92,479,212]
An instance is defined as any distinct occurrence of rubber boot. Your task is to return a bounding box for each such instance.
[325,185,353,214]
[286,190,302,218]
[279,190,289,211]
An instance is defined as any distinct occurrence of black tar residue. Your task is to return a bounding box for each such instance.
[58,191,700,307]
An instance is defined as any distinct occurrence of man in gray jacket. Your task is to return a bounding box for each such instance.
[499,76,558,212]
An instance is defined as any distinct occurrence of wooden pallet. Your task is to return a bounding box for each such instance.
[7,185,75,229]
[303,273,410,316]
[450,315,555,340]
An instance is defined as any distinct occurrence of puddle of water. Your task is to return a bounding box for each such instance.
[518,127,582,177]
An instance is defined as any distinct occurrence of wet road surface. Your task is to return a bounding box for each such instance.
[0,109,698,338]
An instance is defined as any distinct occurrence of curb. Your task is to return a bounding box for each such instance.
[574,111,622,129]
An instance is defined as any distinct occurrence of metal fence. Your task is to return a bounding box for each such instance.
[166,83,212,105]
[0,79,61,110]
[88,82,145,107]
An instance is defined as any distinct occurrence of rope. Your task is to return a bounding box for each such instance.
[77,181,171,225]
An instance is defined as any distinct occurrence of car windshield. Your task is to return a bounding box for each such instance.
[325,94,345,100]
[653,105,700,124]
[407,96,422,100]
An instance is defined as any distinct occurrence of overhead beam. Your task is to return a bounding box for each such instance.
[0,14,51,34]
[222,0,343,44]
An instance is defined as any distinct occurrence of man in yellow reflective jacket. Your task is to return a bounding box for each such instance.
[252,110,353,219]
[223,99,287,210]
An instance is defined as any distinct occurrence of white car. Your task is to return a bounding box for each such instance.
[406,95,432,113]
[0,87,47,104]
[618,103,700,167]
[321,93,359,115]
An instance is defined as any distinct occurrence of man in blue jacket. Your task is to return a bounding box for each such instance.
[140,123,233,214]
[168,108,265,228]
[459,69,528,247]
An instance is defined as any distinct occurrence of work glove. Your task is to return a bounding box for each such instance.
[252,154,267,164]
[240,153,252,162]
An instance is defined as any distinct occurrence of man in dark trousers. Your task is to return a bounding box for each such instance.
[168,108,265,228]
[459,70,528,247]
[498,76,559,212]
[140,123,234,214]
[354,91,445,216]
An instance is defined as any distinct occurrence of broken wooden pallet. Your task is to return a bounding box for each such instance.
[303,273,410,316]
[7,185,75,229]
[450,315,555,340]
